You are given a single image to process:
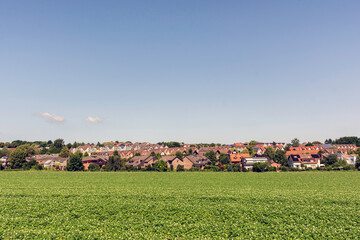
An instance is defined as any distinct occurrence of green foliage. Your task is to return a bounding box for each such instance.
[59,146,71,158]
[66,155,84,171]
[113,150,119,156]
[88,164,100,171]
[205,151,217,165]
[274,150,287,166]
[53,139,65,149]
[232,163,242,172]
[154,160,167,172]
[188,167,200,171]
[22,160,41,170]
[8,145,38,169]
[252,162,270,172]
[305,142,314,146]
[105,156,126,171]
[246,147,255,157]
[175,151,183,160]
[219,153,230,164]
[157,142,182,148]
[264,148,275,160]
[176,165,184,172]
[0,149,10,158]
[84,152,89,157]
[249,140,257,147]
[334,136,360,147]
[291,138,300,147]
[324,154,339,166]
[135,152,141,156]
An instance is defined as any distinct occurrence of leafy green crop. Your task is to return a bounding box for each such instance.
[0,172,359,239]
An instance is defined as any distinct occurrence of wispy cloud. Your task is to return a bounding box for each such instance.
[85,116,102,123]
[36,112,65,123]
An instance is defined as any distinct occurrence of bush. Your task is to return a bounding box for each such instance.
[280,166,289,172]
[204,165,221,172]
[232,164,241,172]
[66,155,84,171]
[252,162,270,172]
[154,160,168,172]
[88,164,100,171]
[188,167,200,172]
[176,165,185,172]
[31,164,43,170]
[268,166,277,172]
[343,165,352,171]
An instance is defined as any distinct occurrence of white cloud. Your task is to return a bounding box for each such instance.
[36,112,65,123]
[85,116,102,123]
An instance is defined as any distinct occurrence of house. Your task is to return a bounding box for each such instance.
[29,154,69,170]
[82,156,107,170]
[241,157,270,170]
[288,154,322,169]
[161,156,194,170]
[286,146,321,156]
[183,155,209,169]
[230,153,251,164]
[139,156,158,168]
[340,154,357,165]
[125,155,157,168]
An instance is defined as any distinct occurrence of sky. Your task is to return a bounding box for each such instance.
[0,0,359,144]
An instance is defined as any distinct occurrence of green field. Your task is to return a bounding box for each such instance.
[0,172,359,239]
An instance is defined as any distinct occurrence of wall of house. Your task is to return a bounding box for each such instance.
[172,158,193,170]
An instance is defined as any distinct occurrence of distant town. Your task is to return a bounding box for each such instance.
[1,137,359,172]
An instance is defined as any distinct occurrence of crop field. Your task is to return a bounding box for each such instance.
[0,172,360,239]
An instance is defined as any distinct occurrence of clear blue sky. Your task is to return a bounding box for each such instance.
[1,0,359,144]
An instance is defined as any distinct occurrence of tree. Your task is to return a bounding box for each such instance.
[232,163,241,172]
[274,150,287,166]
[176,165,185,171]
[105,155,126,171]
[249,140,257,147]
[150,151,156,156]
[219,153,230,164]
[291,138,300,147]
[66,155,84,171]
[53,139,65,149]
[175,151,183,160]
[22,159,40,170]
[253,162,270,172]
[205,151,217,165]
[8,144,37,169]
[305,142,314,146]
[323,154,338,166]
[88,164,100,171]
[247,147,255,157]
[0,149,10,158]
[334,136,360,147]
[188,149,193,155]
[113,150,119,156]
[312,141,322,145]
[84,152,89,157]
[324,139,333,144]
[284,144,291,151]
[264,148,275,160]
[355,159,360,169]
[154,160,167,172]
[135,152,141,156]
[59,146,71,158]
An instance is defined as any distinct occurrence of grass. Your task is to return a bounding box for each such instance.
[0,171,359,239]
